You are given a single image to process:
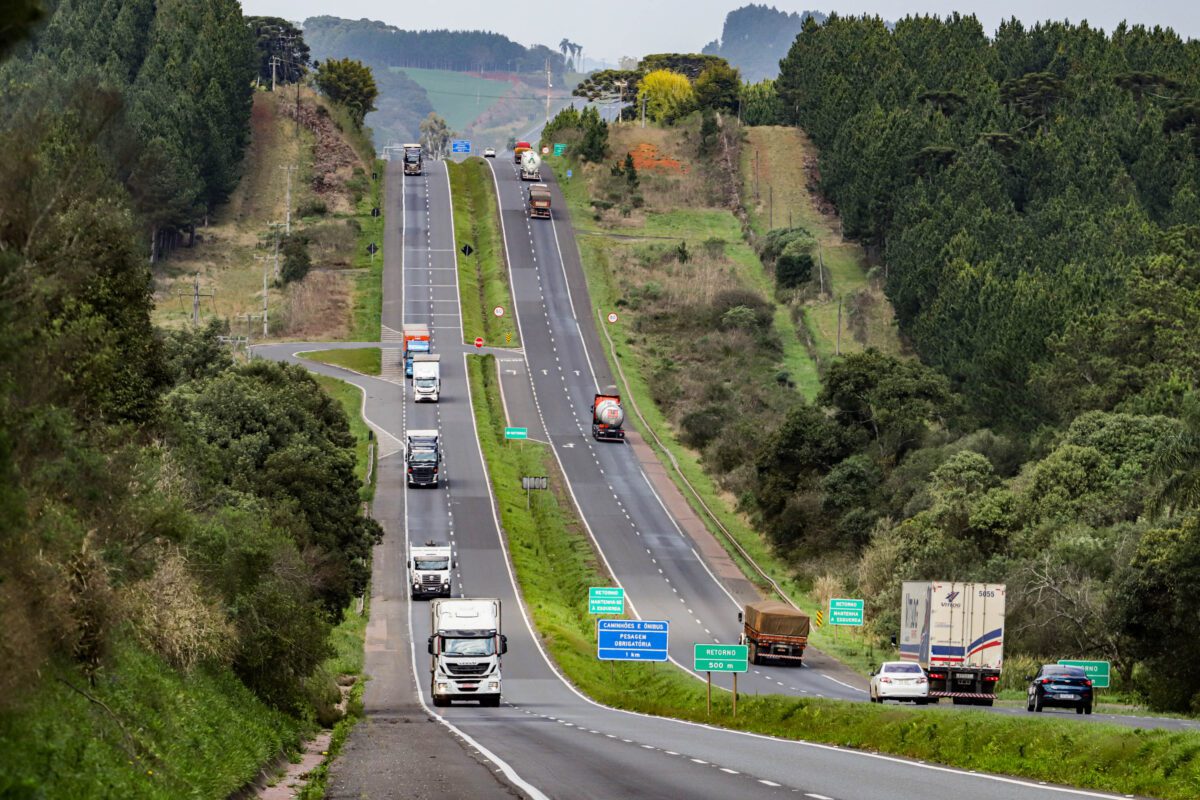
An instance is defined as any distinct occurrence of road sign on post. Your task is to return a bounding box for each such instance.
[694,644,748,672]
[1058,660,1111,689]
[553,143,566,156]
[829,598,864,626]
[461,243,474,257]
[597,620,668,661]
[474,337,484,348]
[589,587,625,615]
[504,427,528,440]
[451,139,471,154]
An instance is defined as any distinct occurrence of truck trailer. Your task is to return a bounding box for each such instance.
[402,323,430,378]
[412,354,441,402]
[520,150,542,181]
[428,598,507,706]
[900,581,1006,705]
[528,184,552,219]
[406,429,440,487]
[740,601,810,665]
[591,386,625,441]
[513,141,532,164]
[409,541,455,599]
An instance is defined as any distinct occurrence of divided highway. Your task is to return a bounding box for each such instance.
[258,156,1143,799]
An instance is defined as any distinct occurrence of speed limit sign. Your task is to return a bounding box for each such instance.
[607,312,618,324]
[493,306,505,318]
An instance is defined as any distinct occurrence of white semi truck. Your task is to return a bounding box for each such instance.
[520,149,542,181]
[409,541,455,599]
[899,581,1006,705]
[428,598,507,707]
[412,354,441,402]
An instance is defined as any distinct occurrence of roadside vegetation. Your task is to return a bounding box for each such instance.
[563,28,1200,716]
[468,352,1200,800]
[0,5,382,795]
[448,157,519,346]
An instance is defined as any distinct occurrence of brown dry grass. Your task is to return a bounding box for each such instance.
[279,271,352,340]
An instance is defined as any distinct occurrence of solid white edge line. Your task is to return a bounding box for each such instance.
[442,163,468,346]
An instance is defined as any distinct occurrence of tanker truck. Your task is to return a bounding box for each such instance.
[591,386,625,441]
[520,150,542,181]
[513,141,532,164]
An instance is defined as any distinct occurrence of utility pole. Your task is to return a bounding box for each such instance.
[262,269,269,337]
[271,56,278,92]
[755,149,760,199]
[545,59,552,123]
[280,166,296,234]
[266,223,284,282]
[175,274,214,326]
[769,185,773,229]
[641,94,647,128]
[836,295,843,356]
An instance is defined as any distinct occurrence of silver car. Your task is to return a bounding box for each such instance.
[870,661,930,704]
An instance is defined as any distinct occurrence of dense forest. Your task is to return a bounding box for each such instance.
[702,4,826,82]
[718,15,1200,709]
[0,1,379,790]
[303,16,567,78]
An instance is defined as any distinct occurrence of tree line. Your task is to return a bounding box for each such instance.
[0,0,379,757]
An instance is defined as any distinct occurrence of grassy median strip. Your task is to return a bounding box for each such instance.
[448,158,519,347]
[467,351,1200,800]
[303,347,382,377]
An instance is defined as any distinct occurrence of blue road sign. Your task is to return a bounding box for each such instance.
[597,619,669,661]
[451,139,472,154]
[566,169,573,179]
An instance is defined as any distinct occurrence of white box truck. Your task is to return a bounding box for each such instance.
[409,541,455,599]
[900,581,1005,705]
[428,598,507,707]
[412,354,441,402]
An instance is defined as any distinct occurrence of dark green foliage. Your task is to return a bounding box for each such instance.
[247,16,309,84]
[694,61,741,113]
[740,79,784,125]
[280,233,312,284]
[777,13,1200,425]
[574,69,640,103]
[315,57,378,128]
[541,105,608,163]
[702,5,827,82]
[640,53,731,81]
[0,0,42,60]
[760,227,816,290]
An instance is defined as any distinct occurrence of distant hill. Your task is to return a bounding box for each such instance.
[702,4,826,82]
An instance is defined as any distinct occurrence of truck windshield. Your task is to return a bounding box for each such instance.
[410,450,437,463]
[405,152,420,162]
[414,557,449,570]
[442,637,496,656]
[415,378,436,388]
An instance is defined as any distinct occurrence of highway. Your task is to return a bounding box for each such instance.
[254,156,1148,799]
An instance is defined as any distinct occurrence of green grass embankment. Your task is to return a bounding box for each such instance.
[448,158,518,347]
[467,352,1200,800]
[303,347,382,376]
[350,162,385,342]
[0,641,307,799]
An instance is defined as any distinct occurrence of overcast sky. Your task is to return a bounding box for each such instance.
[242,1,1200,62]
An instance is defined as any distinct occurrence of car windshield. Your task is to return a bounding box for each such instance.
[414,557,448,570]
[883,663,923,674]
[410,450,437,463]
[1044,667,1086,678]
[442,637,495,656]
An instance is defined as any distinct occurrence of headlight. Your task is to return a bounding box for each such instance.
[488,682,499,689]
[442,580,450,586]
[436,682,448,690]
[413,581,421,589]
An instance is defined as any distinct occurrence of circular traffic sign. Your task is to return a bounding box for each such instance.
[474,337,484,348]
[607,312,618,324]
[493,305,505,318]
[541,145,550,155]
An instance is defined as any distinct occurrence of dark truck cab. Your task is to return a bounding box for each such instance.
[406,430,440,487]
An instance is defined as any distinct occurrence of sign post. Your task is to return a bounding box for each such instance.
[522,475,548,508]
[694,644,748,717]
[597,620,668,661]
[1057,659,1111,689]
[588,587,625,615]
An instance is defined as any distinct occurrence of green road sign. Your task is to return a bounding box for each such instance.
[1058,659,1111,689]
[694,644,748,673]
[504,427,528,440]
[553,143,566,156]
[829,598,864,626]
[588,586,624,615]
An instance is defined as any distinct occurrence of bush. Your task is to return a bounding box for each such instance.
[297,198,328,217]
[776,241,814,289]
[280,234,312,284]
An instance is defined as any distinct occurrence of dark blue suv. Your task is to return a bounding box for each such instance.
[1026,665,1094,714]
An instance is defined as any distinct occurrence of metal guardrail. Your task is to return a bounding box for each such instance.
[597,308,799,610]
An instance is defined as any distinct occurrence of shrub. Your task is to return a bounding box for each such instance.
[280,234,312,284]
[297,198,328,217]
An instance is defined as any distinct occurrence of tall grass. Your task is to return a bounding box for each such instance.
[466,353,1200,799]
[448,158,518,346]
[350,161,385,342]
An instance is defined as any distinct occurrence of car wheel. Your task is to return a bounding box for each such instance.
[1034,693,1044,712]
[1026,695,1034,712]
[1084,704,1093,715]
[1076,705,1084,714]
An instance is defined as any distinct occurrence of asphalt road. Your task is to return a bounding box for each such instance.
[252,155,1162,799]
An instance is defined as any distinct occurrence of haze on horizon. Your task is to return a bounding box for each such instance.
[242,0,1200,63]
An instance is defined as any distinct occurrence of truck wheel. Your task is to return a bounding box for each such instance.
[432,695,449,707]
[748,643,758,665]
[977,698,994,707]
[481,695,501,707]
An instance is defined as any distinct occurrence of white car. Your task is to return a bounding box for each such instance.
[483,147,496,158]
[869,661,930,704]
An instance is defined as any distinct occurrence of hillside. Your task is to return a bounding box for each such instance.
[702,5,826,82]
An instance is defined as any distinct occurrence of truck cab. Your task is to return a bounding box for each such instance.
[403,143,423,175]
[428,598,507,707]
[405,338,430,378]
[406,430,440,487]
[412,354,441,402]
[409,542,455,599]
